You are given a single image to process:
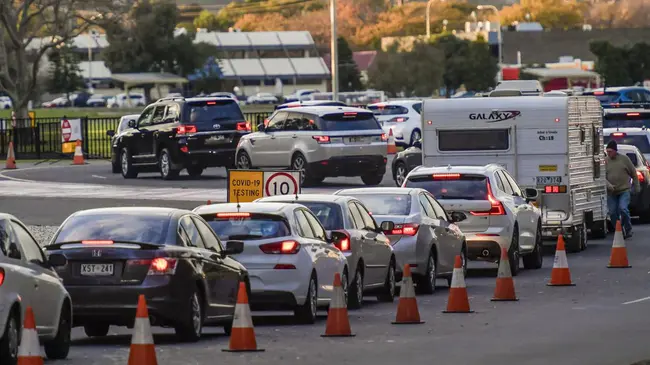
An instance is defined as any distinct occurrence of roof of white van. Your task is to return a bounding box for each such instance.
[422,95,570,111]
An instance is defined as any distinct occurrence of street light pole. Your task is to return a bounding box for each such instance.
[477,5,502,79]
[426,0,445,38]
[330,0,339,101]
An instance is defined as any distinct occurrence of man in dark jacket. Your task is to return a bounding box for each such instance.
[605,140,640,238]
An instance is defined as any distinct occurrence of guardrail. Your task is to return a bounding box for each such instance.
[0,112,272,159]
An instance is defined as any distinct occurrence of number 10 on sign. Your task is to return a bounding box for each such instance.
[264,171,301,197]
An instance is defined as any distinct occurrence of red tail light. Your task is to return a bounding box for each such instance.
[148,258,178,275]
[432,173,460,180]
[387,223,419,236]
[637,170,645,183]
[627,112,640,117]
[0,268,4,286]
[612,132,626,137]
[259,240,300,254]
[332,230,351,251]
[217,212,250,218]
[470,181,505,216]
[237,122,251,131]
[263,118,270,126]
[544,185,567,194]
[381,133,388,141]
[177,125,197,134]
[389,117,409,123]
[312,136,330,143]
[343,112,357,116]
[82,240,114,245]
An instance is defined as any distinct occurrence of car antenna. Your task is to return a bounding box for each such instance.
[236,192,241,211]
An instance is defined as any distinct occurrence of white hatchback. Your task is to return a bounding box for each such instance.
[368,100,423,147]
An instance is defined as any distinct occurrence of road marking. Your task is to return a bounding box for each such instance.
[622,296,650,305]
[91,175,106,179]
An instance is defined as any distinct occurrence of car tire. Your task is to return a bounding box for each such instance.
[236,151,252,169]
[566,224,584,253]
[0,307,19,365]
[294,273,318,324]
[361,173,383,186]
[415,252,436,295]
[111,159,120,174]
[120,147,138,179]
[175,288,203,342]
[394,162,407,187]
[187,166,204,178]
[508,226,520,276]
[522,222,544,270]
[409,129,421,146]
[159,148,180,180]
[44,305,71,360]
[83,323,109,337]
[376,258,396,302]
[340,269,349,307]
[348,266,364,310]
[292,153,319,187]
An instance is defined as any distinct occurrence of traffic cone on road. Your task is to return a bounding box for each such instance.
[392,264,424,324]
[608,220,631,268]
[127,295,158,365]
[386,129,397,155]
[443,255,473,313]
[547,235,575,286]
[223,281,264,352]
[72,139,85,165]
[5,141,16,169]
[17,307,43,365]
[491,247,518,301]
[322,272,355,337]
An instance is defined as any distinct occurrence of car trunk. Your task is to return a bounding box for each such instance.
[182,99,249,152]
[373,214,408,245]
[437,199,492,233]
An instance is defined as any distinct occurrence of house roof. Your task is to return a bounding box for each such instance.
[188,57,330,81]
[322,51,378,72]
[193,30,316,51]
[111,73,188,86]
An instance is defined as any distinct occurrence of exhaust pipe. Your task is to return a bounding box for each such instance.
[482,249,490,257]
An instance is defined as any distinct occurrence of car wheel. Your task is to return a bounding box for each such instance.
[236,151,252,169]
[175,289,203,342]
[508,226,520,276]
[44,305,71,360]
[566,224,584,253]
[111,157,120,174]
[416,252,436,294]
[579,222,588,251]
[377,258,396,302]
[292,153,319,187]
[159,148,180,180]
[361,173,384,186]
[522,222,544,270]
[187,166,204,178]
[340,269,349,306]
[120,147,138,179]
[394,162,407,187]
[295,273,318,324]
[409,129,421,146]
[83,323,109,337]
[0,308,19,365]
[347,266,364,310]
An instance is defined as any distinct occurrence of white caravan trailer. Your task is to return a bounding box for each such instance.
[419,94,607,252]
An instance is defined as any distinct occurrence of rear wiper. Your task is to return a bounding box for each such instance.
[227,234,262,240]
[45,240,161,250]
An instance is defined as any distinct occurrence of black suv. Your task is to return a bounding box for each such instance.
[110,96,251,180]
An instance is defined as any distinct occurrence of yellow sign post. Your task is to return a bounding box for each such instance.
[28,111,35,127]
[227,170,264,203]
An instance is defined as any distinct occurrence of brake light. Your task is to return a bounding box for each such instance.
[343,112,357,116]
[82,240,114,245]
[206,101,217,105]
[637,170,645,183]
[432,173,460,180]
[470,181,505,216]
[381,133,388,141]
[0,268,4,287]
[332,230,351,251]
[216,212,250,218]
[390,117,409,123]
[388,223,419,236]
[177,125,197,134]
[612,132,626,137]
[148,258,178,275]
[312,136,330,143]
[544,185,568,193]
[263,118,269,126]
[236,122,251,131]
[594,91,604,95]
[627,112,640,116]
[259,240,300,254]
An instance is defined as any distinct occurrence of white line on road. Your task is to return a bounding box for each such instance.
[622,296,650,305]
[91,175,106,179]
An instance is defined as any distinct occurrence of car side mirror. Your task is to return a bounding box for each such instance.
[524,188,539,202]
[328,231,347,244]
[379,221,395,232]
[257,123,266,132]
[413,140,422,149]
[222,240,244,256]
[128,119,137,128]
[450,211,467,223]
[48,253,67,267]
[106,130,115,137]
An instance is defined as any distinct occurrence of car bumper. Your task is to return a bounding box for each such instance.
[381,125,409,146]
[177,149,237,168]
[245,268,311,310]
[465,229,510,262]
[308,155,387,178]
[389,235,422,279]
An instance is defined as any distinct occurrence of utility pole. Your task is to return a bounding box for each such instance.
[330,0,339,101]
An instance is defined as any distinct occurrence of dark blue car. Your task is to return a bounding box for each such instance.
[583,86,650,107]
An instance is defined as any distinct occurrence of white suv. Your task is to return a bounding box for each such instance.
[367,100,422,147]
[603,127,650,161]
[402,164,543,276]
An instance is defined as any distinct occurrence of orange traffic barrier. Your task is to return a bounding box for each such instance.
[223,281,264,352]
[17,307,43,365]
[322,272,355,337]
[443,255,473,313]
[547,235,575,286]
[5,141,16,169]
[608,220,631,268]
[491,247,518,301]
[72,139,85,165]
[392,264,424,324]
[387,129,397,155]
[128,295,158,365]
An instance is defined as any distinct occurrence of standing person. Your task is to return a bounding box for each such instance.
[605,140,640,238]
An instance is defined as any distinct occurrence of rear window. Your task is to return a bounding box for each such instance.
[367,105,409,115]
[319,112,381,131]
[604,113,650,129]
[53,214,171,245]
[346,194,411,216]
[184,100,245,126]
[296,202,343,231]
[624,152,639,166]
[405,175,489,200]
[584,92,619,103]
[605,134,650,153]
[202,213,290,241]
[438,129,509,151]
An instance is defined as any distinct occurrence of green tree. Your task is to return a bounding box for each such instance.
[432,34,470,96]
[464,37,499,92]
[590,41,633,86]
[46,42,85,101]
[367,45,406,97]
[337,37,363,92]
[193,10,227,31]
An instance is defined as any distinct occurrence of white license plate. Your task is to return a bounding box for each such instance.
[80,263,114,276]
[536,176,562,185]
[348,136,367,143]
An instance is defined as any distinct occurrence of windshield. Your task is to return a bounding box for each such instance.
[346,194,411,216]
[202,214,290,241]
[604,134,650,153]
[405,175,489,200]
[184,100,245,126]
[604,114,650,129]
[295,202,343,231]
[53,213,171,245]
[319,112,381,131]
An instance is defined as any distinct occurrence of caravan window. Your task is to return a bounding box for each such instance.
[438,129,509,151]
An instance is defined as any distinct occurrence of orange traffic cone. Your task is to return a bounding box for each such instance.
[608,220,631,268]
[322,272,355,337]
[17,307,43,365]
[127,295,158,365]
[491,247,518,301]
[72,139,85,165]
[392,264,424,324]
[223,281,264,352]
[443,255,473,313]
[207,200,212,205]
[387,129,397,155]
[5,141,17,169]
[547,235,575,286]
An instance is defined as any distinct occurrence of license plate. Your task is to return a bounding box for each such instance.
[206,135,226,144]
[536,176,562,185]
[348,136,366,143]
[80,263,114,276]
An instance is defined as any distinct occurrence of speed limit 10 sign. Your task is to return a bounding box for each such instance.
[264,171,301,197]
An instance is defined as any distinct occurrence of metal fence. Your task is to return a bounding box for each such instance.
[0,112,272,159]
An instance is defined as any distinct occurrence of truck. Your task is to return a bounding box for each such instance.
[419,91,608,252]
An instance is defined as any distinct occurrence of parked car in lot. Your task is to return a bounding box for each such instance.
[402,165,544,276]
[247,93,278,104]
[583,86,650,107]
[0,96,12,109]
[334,187,467,293]
[0,214,71,364]
[611,144,650,222]
[107,114,141,173]
[107,93,146,108]
[254,194,397,308]
[43,207,247,342]
[113,96,251,180]
[235,106,388,186]
[193,202,349,323]
[367,100,423,147]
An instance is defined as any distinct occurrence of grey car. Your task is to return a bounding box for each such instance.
[334,187,468,294]
[255,194,397,309]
